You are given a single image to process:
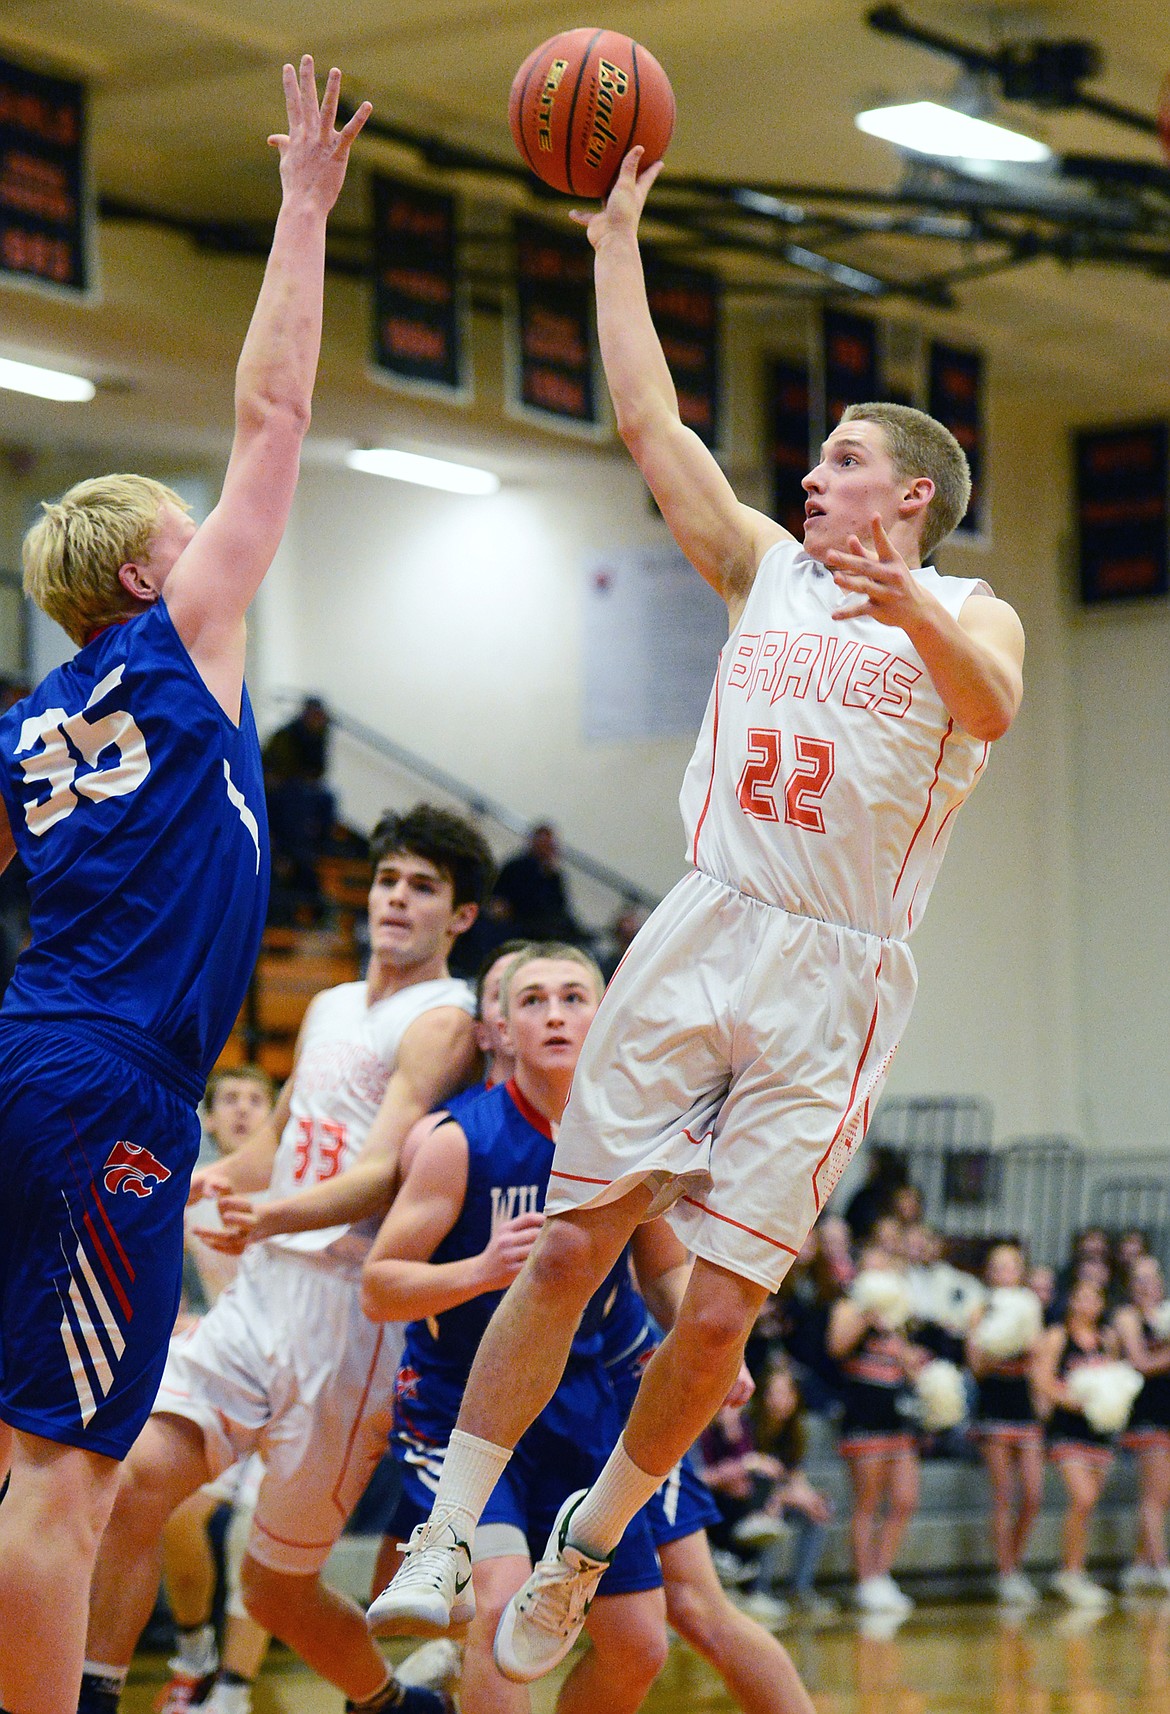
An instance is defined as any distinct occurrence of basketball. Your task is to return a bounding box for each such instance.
[509,27,675,199]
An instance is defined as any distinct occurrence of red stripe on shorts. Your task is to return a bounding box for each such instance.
[810,949,884,1213]
[549,1168,612,1186]
[680,1196,799,1256]
[82,1210,134,1322]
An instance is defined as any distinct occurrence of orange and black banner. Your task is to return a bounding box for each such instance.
[769,359,811,538]
[929,342,984,537]
[645,257,721,450]
[1075,422,1168,604]
[513,218,597,428]
[371,175,464,395]
[0,55,89,295]
[822,307,879,430]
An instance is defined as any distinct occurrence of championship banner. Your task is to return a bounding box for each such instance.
[929,342,984,537]
[0,55,90,296]
[769,359,811,537]
[512,218,597,429]
[1075,422,1168,604]
[371,175,465,397]
[821,307,879,430]
[644,257,721,450]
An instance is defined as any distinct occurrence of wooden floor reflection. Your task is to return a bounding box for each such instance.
[124,1598,1170,1712]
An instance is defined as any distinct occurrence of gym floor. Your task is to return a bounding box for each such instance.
[121,1598,1170,1711]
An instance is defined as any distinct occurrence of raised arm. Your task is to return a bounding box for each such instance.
[581,148,785,618]
[162,57,371,717]
[360,1121,542,1323]
[217,1004,478,1244]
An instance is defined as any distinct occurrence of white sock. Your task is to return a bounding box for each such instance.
[564,1437,663,1559]
[82,1661,129,1692]
[431,1428,512,1531]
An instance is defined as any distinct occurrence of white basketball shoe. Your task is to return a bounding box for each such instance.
[366,1511,476,1638]
[493,1491,611,1683]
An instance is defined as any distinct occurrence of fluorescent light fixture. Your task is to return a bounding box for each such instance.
[0,356,95,402]
[346,447,499,495]
[856,102,1052,164]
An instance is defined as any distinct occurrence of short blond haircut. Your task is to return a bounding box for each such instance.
[842,403,971,557]
[499,941,605,1015]
[22,474,190,645]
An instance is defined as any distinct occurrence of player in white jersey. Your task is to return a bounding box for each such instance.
[79,807,493,1714]
[370,146,1025,1681]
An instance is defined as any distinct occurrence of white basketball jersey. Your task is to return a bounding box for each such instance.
[264,975,475,1266]
[679,538,992,939]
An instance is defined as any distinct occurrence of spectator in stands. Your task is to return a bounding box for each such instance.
[262,695,335,924]
[599,898,647,983]
[828,1242,925,1614]
[1055,1227,1113,1305]
[740,1355,836,1620]
[1029,1263,1058,1321]
[697,1402,790,1626]
[1114,1254,1170,1592]
[841,1147,912,1245]
[967,1241,1045,1607]
[1035,1275,1120,1606]
[493,820,585,943]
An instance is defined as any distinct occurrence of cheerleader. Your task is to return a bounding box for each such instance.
[1034,1275,1120,1606]
[828,1247,923,1614]
[1114,1254,1170,1592]
[966,1242,1044,1606]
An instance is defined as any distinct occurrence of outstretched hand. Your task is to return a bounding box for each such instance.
[269,54,372,214]
[825,515,926,629]
[571,145,663,249]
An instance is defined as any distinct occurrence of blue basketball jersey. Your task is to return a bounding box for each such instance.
[401,1079,627,1388]
[0,602,268,1081]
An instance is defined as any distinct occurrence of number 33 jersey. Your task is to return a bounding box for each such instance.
[265,975,475,1266]
[0,602,267,1078]
[679,538,992,941]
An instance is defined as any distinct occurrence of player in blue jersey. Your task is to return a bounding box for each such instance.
[361,945,671,1711]
[0,57,370,1714]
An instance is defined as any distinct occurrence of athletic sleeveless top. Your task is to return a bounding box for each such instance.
[679,538,992,940]
[0,602,266,1089]
[264,975,474,1266]
[401,1079,629,1385]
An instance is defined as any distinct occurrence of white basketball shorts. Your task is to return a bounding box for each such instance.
[545,867,917,1291]
[155,1244,401,1574]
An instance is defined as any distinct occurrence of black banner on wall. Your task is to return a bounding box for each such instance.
[1075,422,1168,604]
[929,342,984,537]
[0,55,89,296]
[512,219,597,430]
[645,258,720,450]
[769,359,811,538]
[371,175,465,397]
[822,308,878,429]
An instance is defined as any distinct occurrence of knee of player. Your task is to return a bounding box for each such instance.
[675,1290,755,1365]
[239,1553,300,1630]
[662,1576,721,1655]
[593,1597,669,1686]
[525,1214,600,1305]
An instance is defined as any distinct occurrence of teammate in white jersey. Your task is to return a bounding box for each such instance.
[370,147,1025,1679]
[80,806,493,1714]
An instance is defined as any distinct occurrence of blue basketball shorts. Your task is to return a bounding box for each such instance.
[0,1020,201,1459]
[391,1358,662,1596]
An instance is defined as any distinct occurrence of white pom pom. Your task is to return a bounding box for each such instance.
[971,1287,1044,1359]
[916,1358,968,1431]
[1150,1300,1170,1342]
[1067,1361,1144,1434]
[850,1268,913,1331]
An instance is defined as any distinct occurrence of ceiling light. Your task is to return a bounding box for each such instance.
[346,447,499,495]
[856,102,1052,164]
[0,357,95,402]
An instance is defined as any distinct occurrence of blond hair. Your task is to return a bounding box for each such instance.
[22,474,190,645]
[841,403,971,557]
[499,941,605,1014]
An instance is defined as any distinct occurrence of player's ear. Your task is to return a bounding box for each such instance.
[900,475,934,520]
[450,900,479,939]
[117,560,159,604]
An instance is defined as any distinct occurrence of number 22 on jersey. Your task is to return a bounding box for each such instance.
[737,727,835,832]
